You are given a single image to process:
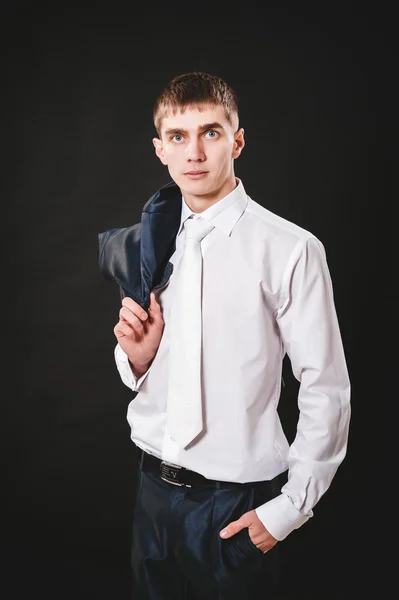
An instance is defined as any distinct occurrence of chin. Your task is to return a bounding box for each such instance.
[177,179,214,196]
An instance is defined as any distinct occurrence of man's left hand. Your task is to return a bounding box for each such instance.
[219,509,278,554]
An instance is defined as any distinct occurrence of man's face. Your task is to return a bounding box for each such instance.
[153,104,245,203]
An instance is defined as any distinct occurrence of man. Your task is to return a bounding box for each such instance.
[98,72,351,599]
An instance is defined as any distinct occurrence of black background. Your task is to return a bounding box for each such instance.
[4,2,388,599]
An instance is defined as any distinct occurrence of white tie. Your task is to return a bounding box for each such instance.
[167,217,215,449]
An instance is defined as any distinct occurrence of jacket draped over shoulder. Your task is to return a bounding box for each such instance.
[98,180,182,311]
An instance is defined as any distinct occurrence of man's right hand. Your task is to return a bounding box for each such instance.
[114,292,164,375]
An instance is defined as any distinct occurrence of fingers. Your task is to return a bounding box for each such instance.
[118,294,163,332]
[150,292,161,307]
[118,306,145,334]
[114,319,138,339]
[121,297,148,322]
[148,292,164,324]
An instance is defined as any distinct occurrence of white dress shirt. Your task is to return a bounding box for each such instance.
[114,178,351,541]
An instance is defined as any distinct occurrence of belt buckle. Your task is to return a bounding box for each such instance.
[160,461,189,487]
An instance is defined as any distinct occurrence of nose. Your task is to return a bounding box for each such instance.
[186,138,205,162]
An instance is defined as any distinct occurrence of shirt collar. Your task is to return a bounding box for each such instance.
[176,178,248,237]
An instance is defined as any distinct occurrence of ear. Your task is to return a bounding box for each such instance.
[232,128,245,159]
[152,137,168,165]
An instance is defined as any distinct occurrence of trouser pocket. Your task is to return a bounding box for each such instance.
[211,485,276,591]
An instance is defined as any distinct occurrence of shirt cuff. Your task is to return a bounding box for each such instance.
[255,493,312,541]
[114,344,152,392]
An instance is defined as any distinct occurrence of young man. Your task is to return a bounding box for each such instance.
[98,72,351,599]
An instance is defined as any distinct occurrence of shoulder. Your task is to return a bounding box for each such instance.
[241,196,326,276]
[245,196,317,245]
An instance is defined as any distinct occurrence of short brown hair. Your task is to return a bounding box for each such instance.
[153,72,239,136]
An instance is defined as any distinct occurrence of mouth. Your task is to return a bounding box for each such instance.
[184,171,209,179]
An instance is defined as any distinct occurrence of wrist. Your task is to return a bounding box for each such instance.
[128,358,153,378]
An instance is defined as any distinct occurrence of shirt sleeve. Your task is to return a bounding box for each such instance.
[114,343,152,392]
[255,236,351,540]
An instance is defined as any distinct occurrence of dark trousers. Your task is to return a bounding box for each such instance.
[131,451,286,600]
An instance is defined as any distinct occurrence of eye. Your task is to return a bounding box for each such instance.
[171,134,184,143]
[205,130,219,139]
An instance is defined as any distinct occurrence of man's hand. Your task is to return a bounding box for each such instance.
[219,509,278,554]
[114,292,164,371]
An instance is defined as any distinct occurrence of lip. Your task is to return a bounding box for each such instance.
[184,171,208,179]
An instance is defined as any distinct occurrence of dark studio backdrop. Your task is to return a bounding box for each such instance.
[4,2,387,599]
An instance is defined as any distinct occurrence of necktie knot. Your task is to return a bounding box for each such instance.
[184,218,215,243]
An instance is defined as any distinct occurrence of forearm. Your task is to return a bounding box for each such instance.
[256,366,350,541]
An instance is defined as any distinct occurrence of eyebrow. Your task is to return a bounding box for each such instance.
[164,122,225,137]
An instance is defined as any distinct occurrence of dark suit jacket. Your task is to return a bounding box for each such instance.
[98,180,182,311]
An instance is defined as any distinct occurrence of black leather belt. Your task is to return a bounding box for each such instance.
[138,449,275,490]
